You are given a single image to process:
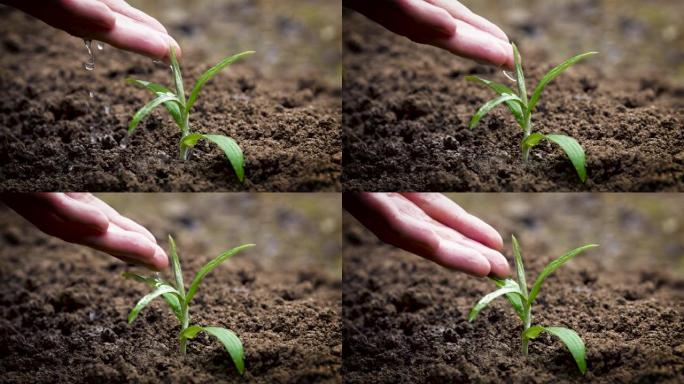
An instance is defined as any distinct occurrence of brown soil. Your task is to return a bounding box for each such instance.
[342,9,684,191]
[342,194,684,383]
[0,194,342,383]
[0,4,341,191]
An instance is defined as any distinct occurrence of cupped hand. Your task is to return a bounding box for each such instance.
[344,192,510,277]
[2,193,168,270]
[2,0,181,61]
[345,0,513,69]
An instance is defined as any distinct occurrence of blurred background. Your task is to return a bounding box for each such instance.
[468,0,684,82]
[130,0,341,85]
[0,193,341,280]
[451,193,684,278]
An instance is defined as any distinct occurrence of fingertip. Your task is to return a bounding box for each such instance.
[151,245,169,270]
[486,250,511,278]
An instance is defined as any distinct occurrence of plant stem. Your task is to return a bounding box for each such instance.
[179,114,191,161]
[521,305,532,356]
[179,303,190,356]
[521,114,532,164]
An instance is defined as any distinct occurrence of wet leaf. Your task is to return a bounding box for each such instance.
[128,93,181,134]
[511,235,528,297]
[128,284,181,323]
[490,277,525,320]
[469,279,525,322]
[512,44,528,106]
[122,272,183,321]
[169,46,185,105]
[469,94,523,129]
[465,76,524,125]
[126,79,183,125]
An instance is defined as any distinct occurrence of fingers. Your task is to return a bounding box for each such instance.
[345,192,510,278]
[36,193,110,234]
[393,0,457,38]
[401,193,504,251]
[427,0,509,42]
[92,12,182,61]
[435,19,514,69]
[79,223,169,270]
[432,239,491,277]
[99,0,168,33]
[65,193,157,243]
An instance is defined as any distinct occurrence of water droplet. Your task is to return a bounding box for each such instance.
[83,39,95,71]
[502,70,516,82]
[89,91,94,98]
[104,105,110,115]
[96,42,104,51]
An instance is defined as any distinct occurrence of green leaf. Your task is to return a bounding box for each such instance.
[528,243,599,304]
[122,272,183,321]
[522,325,545,339]
[186,51,255,113]
[545,134,588,183]
[469,94,523,129]
[465,76,524,125]
[524,326,587,374]
[185,244,255,305]
[179,133,204,147]
[168,235,185,297]
[179,325,204,339]
[169,46,186,106]
[469,279,525,322]
[181,134,246,182]
[129,93,181,134]
[128,284,181,323]
[203,327,245,375]
[204,135,245,182]
[490,277,525,321]
[127,78,183,125]
[511,235,528,297]
[180,133,245,182]
[512,43,528,106]
[522,132,546,148]
[528,51,598,112]
[178,326,245,375]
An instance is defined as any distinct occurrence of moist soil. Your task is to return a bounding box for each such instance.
[0,194,341,383]
[342,10,684,191]
[343,195,684,383]
[0,5,341,191]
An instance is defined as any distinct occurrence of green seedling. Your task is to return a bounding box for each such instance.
[123,235,255,375]
[469,235,598,374]
[127,47,255,182]
[466,44,597,182]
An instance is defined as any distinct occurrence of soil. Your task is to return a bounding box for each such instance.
[0,2,341,192]
[0,194,342,383]
[342,194,684,383]
[342,7,684,191]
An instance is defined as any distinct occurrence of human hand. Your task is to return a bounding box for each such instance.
[2,193,168,270]
[344,192,509,277]
[2,0,181,61]
[345,0,513,69]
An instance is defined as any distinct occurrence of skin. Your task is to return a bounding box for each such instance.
[344,193,510,278]
[2,193,168,270]
[0,0,181,61]
[344,0,514,69]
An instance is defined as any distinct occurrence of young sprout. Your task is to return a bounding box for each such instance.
[466,44,597,182]
[123,235,255,375]
[469,235,598,374]
[127,48,255,182]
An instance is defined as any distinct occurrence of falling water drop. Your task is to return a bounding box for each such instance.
[89,91,94,98]
[83,39,95,71]
[96,42,104,51]
[502,70,516,82]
